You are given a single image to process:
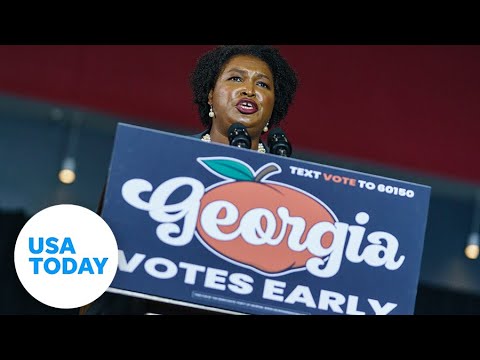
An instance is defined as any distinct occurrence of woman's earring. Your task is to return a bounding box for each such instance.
[263,122,269,133]
[208,105,215,118]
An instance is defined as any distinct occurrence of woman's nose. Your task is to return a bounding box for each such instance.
[242,82,256,97]
[242,88,255,97]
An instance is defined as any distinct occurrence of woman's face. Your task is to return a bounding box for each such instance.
[208,55,275,140]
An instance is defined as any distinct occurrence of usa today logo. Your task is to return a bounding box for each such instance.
[14,204,118,309]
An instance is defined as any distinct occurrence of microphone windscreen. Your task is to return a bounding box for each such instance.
[267,127,286,147]
[267,127,292,157]
[228,123,251,149]
[228,123,247,134]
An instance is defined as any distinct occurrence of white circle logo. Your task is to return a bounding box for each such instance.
[14,204,118,309]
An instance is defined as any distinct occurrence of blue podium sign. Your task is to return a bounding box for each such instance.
[102,123,431,315]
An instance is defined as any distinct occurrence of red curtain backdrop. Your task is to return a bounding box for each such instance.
[1,45,479,184]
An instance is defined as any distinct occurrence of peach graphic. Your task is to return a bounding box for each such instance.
[196,158,335,274]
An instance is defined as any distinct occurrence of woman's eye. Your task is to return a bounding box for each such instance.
[229,76,242,82]
[257,81,270,89]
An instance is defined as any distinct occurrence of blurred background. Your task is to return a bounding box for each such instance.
[1,45,479,314]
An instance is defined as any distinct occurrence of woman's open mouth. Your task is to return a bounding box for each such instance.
[236,99,258,114]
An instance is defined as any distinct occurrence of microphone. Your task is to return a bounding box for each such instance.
[267,127,292,157]
[228,123,252,149]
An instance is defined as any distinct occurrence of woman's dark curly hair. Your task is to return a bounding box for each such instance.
[190,45,298,128]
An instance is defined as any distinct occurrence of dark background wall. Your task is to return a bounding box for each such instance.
[0,45,479,184]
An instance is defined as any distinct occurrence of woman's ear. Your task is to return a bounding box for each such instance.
[208,90,213,104]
